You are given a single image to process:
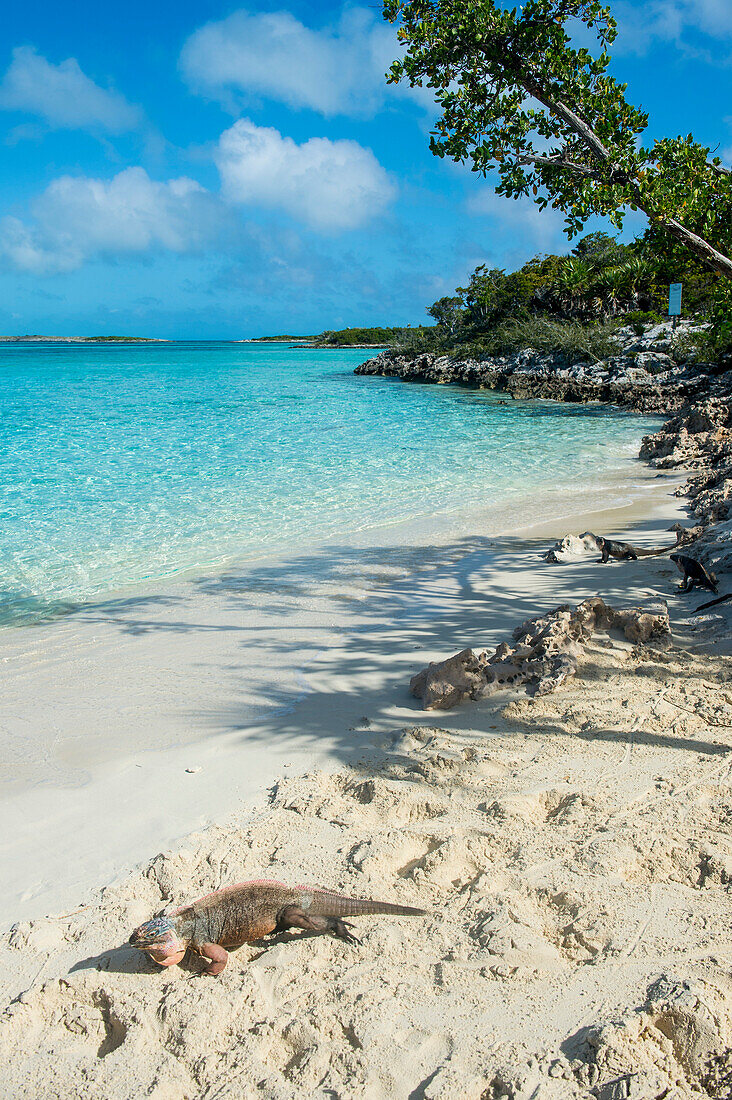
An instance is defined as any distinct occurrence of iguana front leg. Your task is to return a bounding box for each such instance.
[277,905,362,945]
[198,942,229,975]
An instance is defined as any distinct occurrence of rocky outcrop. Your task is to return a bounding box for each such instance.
[409,598,671,709]
[408,648,486,711]
[640,397,732,469]
[686,517,732,582]
[683,465,732,524]
[668,522,704,547]
[543,531,600,563]
[356,322,731,415]
[639,395,732,584]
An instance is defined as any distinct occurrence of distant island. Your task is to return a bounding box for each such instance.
[0,335,165,343]
[247,326,434,348]
[246,334,313,343]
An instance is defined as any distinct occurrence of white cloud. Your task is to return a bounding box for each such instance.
[0,46,140,132]
[180,6,434,117]
[0,168,223,273]
[614,0,732,54]
[0,123,394,274]
[215,119,396,231]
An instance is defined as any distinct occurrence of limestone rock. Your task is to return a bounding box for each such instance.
[640,397,732,469]
[409,648,486,711]
[682,462,732,524]
[409,598,671,709]
[668,522,704,547]
[612,605,671,645]
[543,531,600,563]
[634,350,675,374]
[355,320,729,416]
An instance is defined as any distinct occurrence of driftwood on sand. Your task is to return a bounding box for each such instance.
[410,597,671,710]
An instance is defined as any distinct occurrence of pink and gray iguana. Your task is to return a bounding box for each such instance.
[129,879,426,975]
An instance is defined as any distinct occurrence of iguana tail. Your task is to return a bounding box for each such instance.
[299,887,426,918]
[634,545,676,557]
[695,592,730,612]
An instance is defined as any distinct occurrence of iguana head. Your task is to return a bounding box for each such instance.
[129,916,186,967]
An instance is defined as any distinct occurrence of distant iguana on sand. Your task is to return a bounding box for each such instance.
[130,879,426,975]
[591,534,675,562]
[595,536,639,563]
[670,553,718,594]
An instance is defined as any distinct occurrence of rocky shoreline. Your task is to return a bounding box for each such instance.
[355,321,732,412]
[357,320,732,603]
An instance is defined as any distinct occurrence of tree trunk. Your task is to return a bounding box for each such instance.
[652,216,732,280]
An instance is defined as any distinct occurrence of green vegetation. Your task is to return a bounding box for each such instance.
[384,0,732,344]
[314,326,432,346]
[391,230,726,361]
[0,335,160,343]
[251,335,313,342]
[250,329,431,346]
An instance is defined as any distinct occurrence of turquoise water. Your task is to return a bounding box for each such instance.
[0,341,658,625]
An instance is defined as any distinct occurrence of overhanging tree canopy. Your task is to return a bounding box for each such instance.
[383,0,732,281]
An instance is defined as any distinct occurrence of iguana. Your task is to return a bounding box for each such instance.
[130,879,426,975]
[670,553,718,594]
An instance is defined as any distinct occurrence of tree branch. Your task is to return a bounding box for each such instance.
[468,36,732,279]
[521,78,615,165]
[659,217,732,278]
[515,74,732,278]
[515,153,600,179]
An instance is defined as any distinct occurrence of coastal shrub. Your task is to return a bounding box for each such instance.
[396,326,441,353]
[670,325,730,367]
[316,326,435,346]
[622,310,664,335]
[466,317,618,363]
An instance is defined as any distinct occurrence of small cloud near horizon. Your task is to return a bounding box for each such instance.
[0,167,226,274]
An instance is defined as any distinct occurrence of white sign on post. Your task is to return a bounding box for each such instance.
[668,283,682,316]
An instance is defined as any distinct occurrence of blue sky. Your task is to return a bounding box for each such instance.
[1,0,731,337]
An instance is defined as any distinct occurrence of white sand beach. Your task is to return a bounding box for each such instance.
[1,463,732,1096]
[0,467,687,926]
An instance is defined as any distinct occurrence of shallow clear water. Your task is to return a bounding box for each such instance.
[0,341,658,625]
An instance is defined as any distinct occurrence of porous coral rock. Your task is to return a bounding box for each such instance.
[409,599,671,709]
[543,532,600,563]
[408,649,486,711]
[640,398,732,469]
